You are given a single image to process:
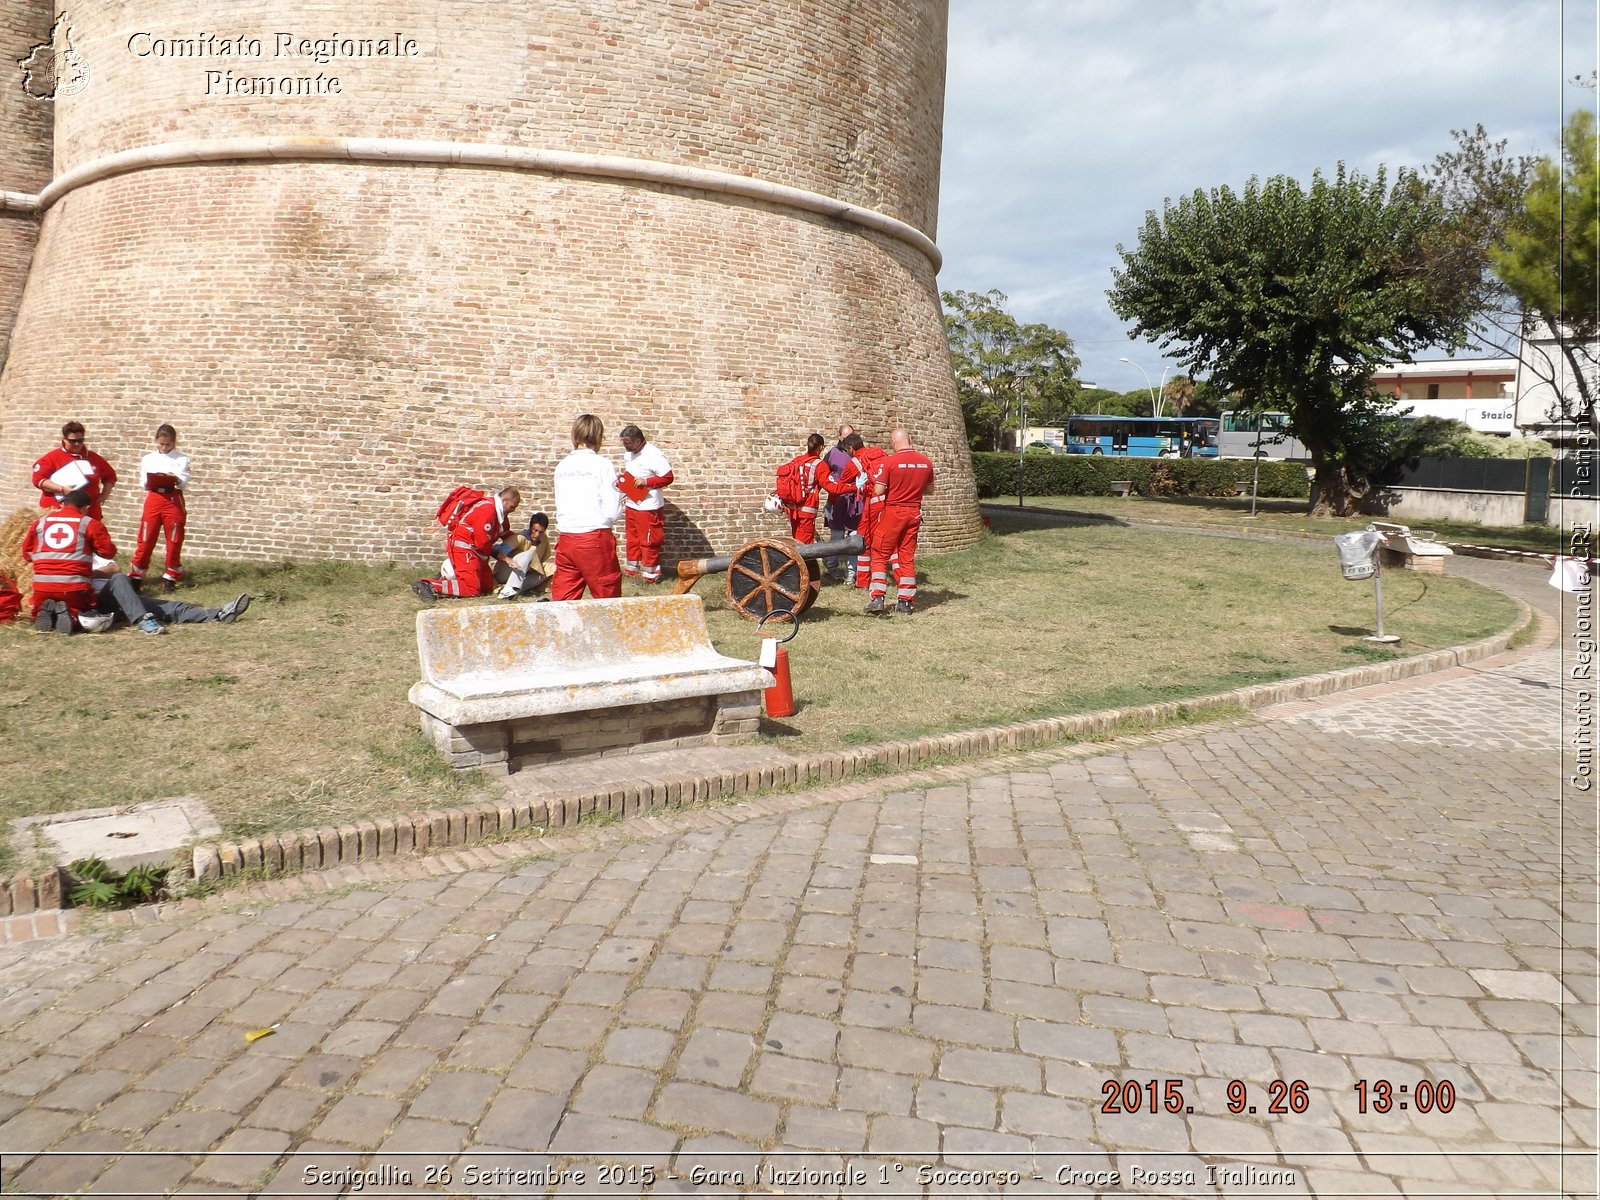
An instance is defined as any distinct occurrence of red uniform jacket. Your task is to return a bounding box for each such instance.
[32,448,118,520]
[23,505,117,610]
[450,496,512,562]
[872,449,935,508]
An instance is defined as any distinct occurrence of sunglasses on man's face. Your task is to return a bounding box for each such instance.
[65,437,85,444]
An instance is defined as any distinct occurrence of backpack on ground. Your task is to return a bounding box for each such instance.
[774,457,806,507]
[435,486,486,533]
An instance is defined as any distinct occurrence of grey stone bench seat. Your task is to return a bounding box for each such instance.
[409,594,772,774]
[1370,520,1453,574]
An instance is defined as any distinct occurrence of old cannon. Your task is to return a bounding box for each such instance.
[674,534,864,622]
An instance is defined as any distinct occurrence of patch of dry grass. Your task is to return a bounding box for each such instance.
[0,517,1518,869]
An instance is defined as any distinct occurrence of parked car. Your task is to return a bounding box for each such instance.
[1024,441,1063,455]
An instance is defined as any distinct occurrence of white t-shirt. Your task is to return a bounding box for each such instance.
[622,441,672,512]
[553,448,625,534]
[139,448,191,490]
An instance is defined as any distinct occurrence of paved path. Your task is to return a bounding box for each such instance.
[0,557,1591,1198]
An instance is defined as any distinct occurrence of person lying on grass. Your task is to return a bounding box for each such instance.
[31,553,249,635]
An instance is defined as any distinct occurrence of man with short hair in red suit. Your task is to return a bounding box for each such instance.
[22,487,117,630]
[32,420,118,521]
[866,428,935,615]
[852,441,889,588]
[413,486,521,601]
[618,424,674,583]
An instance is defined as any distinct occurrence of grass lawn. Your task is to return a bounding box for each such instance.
[1014,492,1568,556]
[0,513,1518,870]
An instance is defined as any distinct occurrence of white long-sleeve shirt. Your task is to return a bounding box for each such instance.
[553,448,625,534]
[138,448,191,491]
[622,441,672,512]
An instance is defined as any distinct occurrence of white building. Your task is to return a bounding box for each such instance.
[1370,358,1518,433]
[1512,320,1599,443]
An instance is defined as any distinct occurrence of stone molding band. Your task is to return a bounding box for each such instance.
[1,136,943,270]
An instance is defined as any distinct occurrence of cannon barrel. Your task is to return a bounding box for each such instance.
[675,533,863,582]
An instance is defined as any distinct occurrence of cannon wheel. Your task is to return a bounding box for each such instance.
[726,537,821,622]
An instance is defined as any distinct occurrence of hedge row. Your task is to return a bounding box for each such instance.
[971,452,1311,500]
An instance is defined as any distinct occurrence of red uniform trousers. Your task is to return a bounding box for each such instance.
[623,507,665,581]
[424,543,495,598]
[130,491,186,582]
[869,505,922,605]
[28,581,95,620]
[786,506,818,544]
[553,529,622,600]
[854,499,887,587]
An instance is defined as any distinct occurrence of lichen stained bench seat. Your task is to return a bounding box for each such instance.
[409,594,772,774]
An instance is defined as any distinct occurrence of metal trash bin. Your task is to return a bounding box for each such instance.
[1334,530,1382,581]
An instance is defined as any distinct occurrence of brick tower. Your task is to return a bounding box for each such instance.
[0,1,980,565]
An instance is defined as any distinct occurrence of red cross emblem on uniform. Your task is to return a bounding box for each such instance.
[42,521,76,550]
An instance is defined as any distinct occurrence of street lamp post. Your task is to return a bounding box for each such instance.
[1119,356,1155,412]
[1119,357,1174,417]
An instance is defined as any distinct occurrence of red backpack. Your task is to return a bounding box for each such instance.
[0,575,18,624]
[774,456,808,507]
[435,486,486,532]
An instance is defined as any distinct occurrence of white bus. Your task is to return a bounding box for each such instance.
[1217,411,1309,460]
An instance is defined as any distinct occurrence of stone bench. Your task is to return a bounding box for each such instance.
[1370,521,1453,575]
[409,595,772,775]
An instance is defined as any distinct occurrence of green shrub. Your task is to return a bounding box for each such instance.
[971,453,1310,500]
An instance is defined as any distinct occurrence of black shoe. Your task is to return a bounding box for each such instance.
[217,593,251,623]
[160,578,177,594]
[865,595,885,614]
[129,576,146,592]
[53,602,74,635]
[412,579,438,602]
[896,600,914,614]
[33,600,59,633]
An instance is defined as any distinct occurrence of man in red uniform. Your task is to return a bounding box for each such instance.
[32,421,118,521]
[619,424,674,583]
[413,486,521,600]
[22,487,117,629]
[866,428,935,615]
[852,441,889,588]
[779,433,826,544]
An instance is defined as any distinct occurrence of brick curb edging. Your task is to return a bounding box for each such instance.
[0,596,1536,943]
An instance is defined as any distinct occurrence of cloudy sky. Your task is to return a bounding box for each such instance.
[936,0,1598,396]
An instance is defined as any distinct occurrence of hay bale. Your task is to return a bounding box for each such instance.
[0,507,36,595]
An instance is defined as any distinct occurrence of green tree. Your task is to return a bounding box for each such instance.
[1161,374,1197,416]
[942,289,1082,450]
[1490,110,1600,426]
[1108,166,1481,515]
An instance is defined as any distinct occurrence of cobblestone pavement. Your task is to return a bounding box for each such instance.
[0,557,1592,1198]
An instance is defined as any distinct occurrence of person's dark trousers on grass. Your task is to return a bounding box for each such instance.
[92,571,249,630]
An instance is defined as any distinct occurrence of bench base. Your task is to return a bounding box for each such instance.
[420,690,764,775]
[1379,546,1447,574]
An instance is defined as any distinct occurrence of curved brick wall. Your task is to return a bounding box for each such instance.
[0,0,53,369]
[0,0,980,563]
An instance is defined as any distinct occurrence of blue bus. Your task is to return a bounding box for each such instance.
[1064,415,1220,458]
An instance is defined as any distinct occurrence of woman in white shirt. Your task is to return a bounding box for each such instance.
[129,423,192,592]
[551,414,626,600]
